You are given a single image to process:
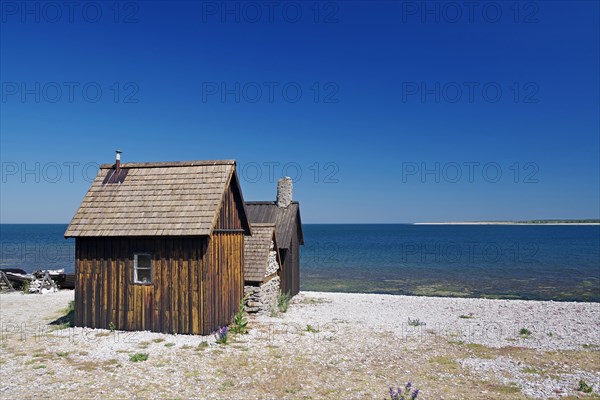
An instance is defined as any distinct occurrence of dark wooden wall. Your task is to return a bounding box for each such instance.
[278,228,300,296]
[215,179,244,231]
[203,232,244,332]
[74,178,246,335]
[291,229,300,295]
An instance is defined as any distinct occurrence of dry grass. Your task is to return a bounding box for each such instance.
[1,293,598,399]
[2,329,598,399]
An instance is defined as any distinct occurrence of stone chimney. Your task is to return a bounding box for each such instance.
[276,177,293,208]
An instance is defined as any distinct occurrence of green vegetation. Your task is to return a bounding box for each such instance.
[129,353,149,362]
[407,318,426,327]
[21,280,30,294]
[459,313,475,319]
[277,291,291,313]
[519,328,532,338]
[152,338,165,343]
[306,324,320,333]
[429,355,457,367]
[578,380,593,394]
[220,380,235,391]
[230,295,249,334]
[516,219,599,224]
[108,322,116,332]
[164,342,175,348]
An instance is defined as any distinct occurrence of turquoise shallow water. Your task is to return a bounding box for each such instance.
[1,224,599,301]
[300,224,600,301]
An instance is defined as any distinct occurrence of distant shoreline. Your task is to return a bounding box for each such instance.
[414,221,600,225]
[2,222,600,225]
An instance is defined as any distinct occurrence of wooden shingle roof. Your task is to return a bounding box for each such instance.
[64,160,248,237]
[245,202,304,248]
[244,223,279,283]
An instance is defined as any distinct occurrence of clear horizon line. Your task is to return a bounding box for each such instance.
[1,220,599,225]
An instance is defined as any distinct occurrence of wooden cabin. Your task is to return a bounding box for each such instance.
[243,223,281,313]
[245,178,304,296]
[64,157,251,335]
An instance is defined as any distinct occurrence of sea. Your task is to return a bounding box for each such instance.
[1,224,599,302]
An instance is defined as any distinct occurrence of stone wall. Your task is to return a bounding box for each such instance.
[265,243,278,277]
[244,240,281,314]
[244,276,280,314]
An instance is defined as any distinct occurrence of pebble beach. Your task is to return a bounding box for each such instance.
[1,290,599,399]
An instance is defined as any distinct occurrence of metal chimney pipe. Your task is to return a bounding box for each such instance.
[115,150,122,173]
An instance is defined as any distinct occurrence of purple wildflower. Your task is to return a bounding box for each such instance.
[405,382,412,390]
[215,326,228,343]
[411,389,419,399]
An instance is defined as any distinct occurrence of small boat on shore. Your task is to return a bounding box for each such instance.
[0,268,76,291]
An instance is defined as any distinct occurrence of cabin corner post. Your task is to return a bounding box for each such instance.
[74,238,81,327]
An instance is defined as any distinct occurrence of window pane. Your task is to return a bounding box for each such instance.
[136,267,152,283]
[137,255,151,269]
[134,254,152,283]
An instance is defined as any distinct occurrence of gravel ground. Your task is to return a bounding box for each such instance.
[1,290,599,399]
[270,291,600,351]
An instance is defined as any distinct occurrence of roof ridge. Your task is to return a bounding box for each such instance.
[99,160,236,169]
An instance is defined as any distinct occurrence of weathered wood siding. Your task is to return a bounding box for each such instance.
[202,232,244,333]
[215,178,244,231]
[74,176,246,335]
[75,237,203,334]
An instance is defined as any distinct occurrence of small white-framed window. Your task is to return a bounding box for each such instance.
[134,253,152,284]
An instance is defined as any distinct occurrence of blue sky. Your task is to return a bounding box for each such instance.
[1,1,598,223]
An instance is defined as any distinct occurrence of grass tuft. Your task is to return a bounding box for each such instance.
[407,318,426,327]
[277,291,291,313]
[519,328,532,338]
[129,353,149,362]
[578,380,593,394]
